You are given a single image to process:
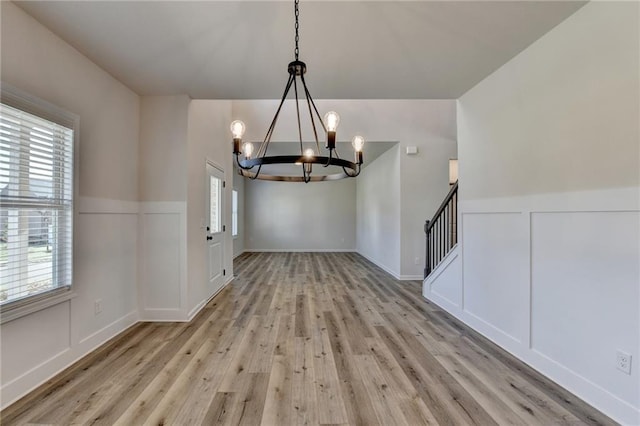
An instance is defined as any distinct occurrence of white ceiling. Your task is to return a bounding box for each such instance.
[15,1,586,99]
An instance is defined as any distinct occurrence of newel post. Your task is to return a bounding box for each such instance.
[424,220,431,279]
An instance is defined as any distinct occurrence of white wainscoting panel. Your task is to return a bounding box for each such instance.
[139,202,187,321]
[426,187,640,424]
[531,211,640,411]
[424,246,462,311]
[462,212,530,345]
[1,197,140,409]
[75,212,138,342]
[0,301,71,385]
[142,214,181,309]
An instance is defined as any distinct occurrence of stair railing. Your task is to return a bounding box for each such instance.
[424,181,458,278]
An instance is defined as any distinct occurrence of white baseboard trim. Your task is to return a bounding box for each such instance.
[187,276,233,321]
[425,295,640,425]
[1,310,138,410]
[527,350,640,426]
[356,250,401,280]
[78,310,139,347]
[423,240,640,425]
[398,275,423,281]
[355,251,421,281]
[188,300,208,321]
[233,250,246,259]
[246,249,357,253]
[139,308,186,322]
[423,286,460,313]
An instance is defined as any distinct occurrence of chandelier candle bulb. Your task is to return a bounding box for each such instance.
[230,120,245,154]
[303,149,314,174]
[243,142,254,159]
[324,111,340,131]
[352,136,365,164]
[324,111,339,149]
[230,120,246,139]
[352,135,365,152]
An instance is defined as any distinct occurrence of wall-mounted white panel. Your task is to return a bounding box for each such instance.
[75,212,138,341]
[0,301,70,384]
[428,249,462,309]
[462,212,528,343]
[142,213,181,310]
[531,211,640,408]
[208,242,222,282]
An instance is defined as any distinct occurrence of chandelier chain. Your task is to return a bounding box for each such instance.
[294,0,300,60]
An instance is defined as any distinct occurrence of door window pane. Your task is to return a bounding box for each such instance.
[232,190,238,237]
[209,176,221,233]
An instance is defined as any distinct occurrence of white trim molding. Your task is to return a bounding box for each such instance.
[424,187,640,425]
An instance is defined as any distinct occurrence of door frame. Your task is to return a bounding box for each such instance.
[205,160,226,292]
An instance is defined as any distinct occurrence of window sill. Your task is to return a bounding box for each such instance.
[0,288,76,325]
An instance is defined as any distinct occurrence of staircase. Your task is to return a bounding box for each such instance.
[424,181,458,278]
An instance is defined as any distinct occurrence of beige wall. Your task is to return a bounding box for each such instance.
[139,95,189,202]
[245,178,357,251]
[187,100,233,311]
[458,2,639,200]
[0,2,140,202]
[357,145,401,274]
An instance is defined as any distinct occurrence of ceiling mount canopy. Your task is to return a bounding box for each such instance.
[231,0,364,183]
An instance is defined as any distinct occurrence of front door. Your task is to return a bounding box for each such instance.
[206,163,225,293]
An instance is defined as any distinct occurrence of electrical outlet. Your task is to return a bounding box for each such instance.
[616,350,632,375]
[94,299,102,315]
[414,256,420,265]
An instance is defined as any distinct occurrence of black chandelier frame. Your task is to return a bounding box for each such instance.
[232,0,363,183]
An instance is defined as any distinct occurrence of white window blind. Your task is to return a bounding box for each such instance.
[0,102,74,306]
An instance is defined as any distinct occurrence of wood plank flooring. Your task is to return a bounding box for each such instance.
[1,252,616,425]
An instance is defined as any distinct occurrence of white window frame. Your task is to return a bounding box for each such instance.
[0,83,78,324]
[232,190,238,238]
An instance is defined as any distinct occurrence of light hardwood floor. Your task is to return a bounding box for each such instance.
[2,252,615,425]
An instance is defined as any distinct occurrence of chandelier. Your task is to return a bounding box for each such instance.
[230,0,364,183]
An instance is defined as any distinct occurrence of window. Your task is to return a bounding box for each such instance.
[209,175,221,233]
[0,86,76,322]
[232,190,238,237]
